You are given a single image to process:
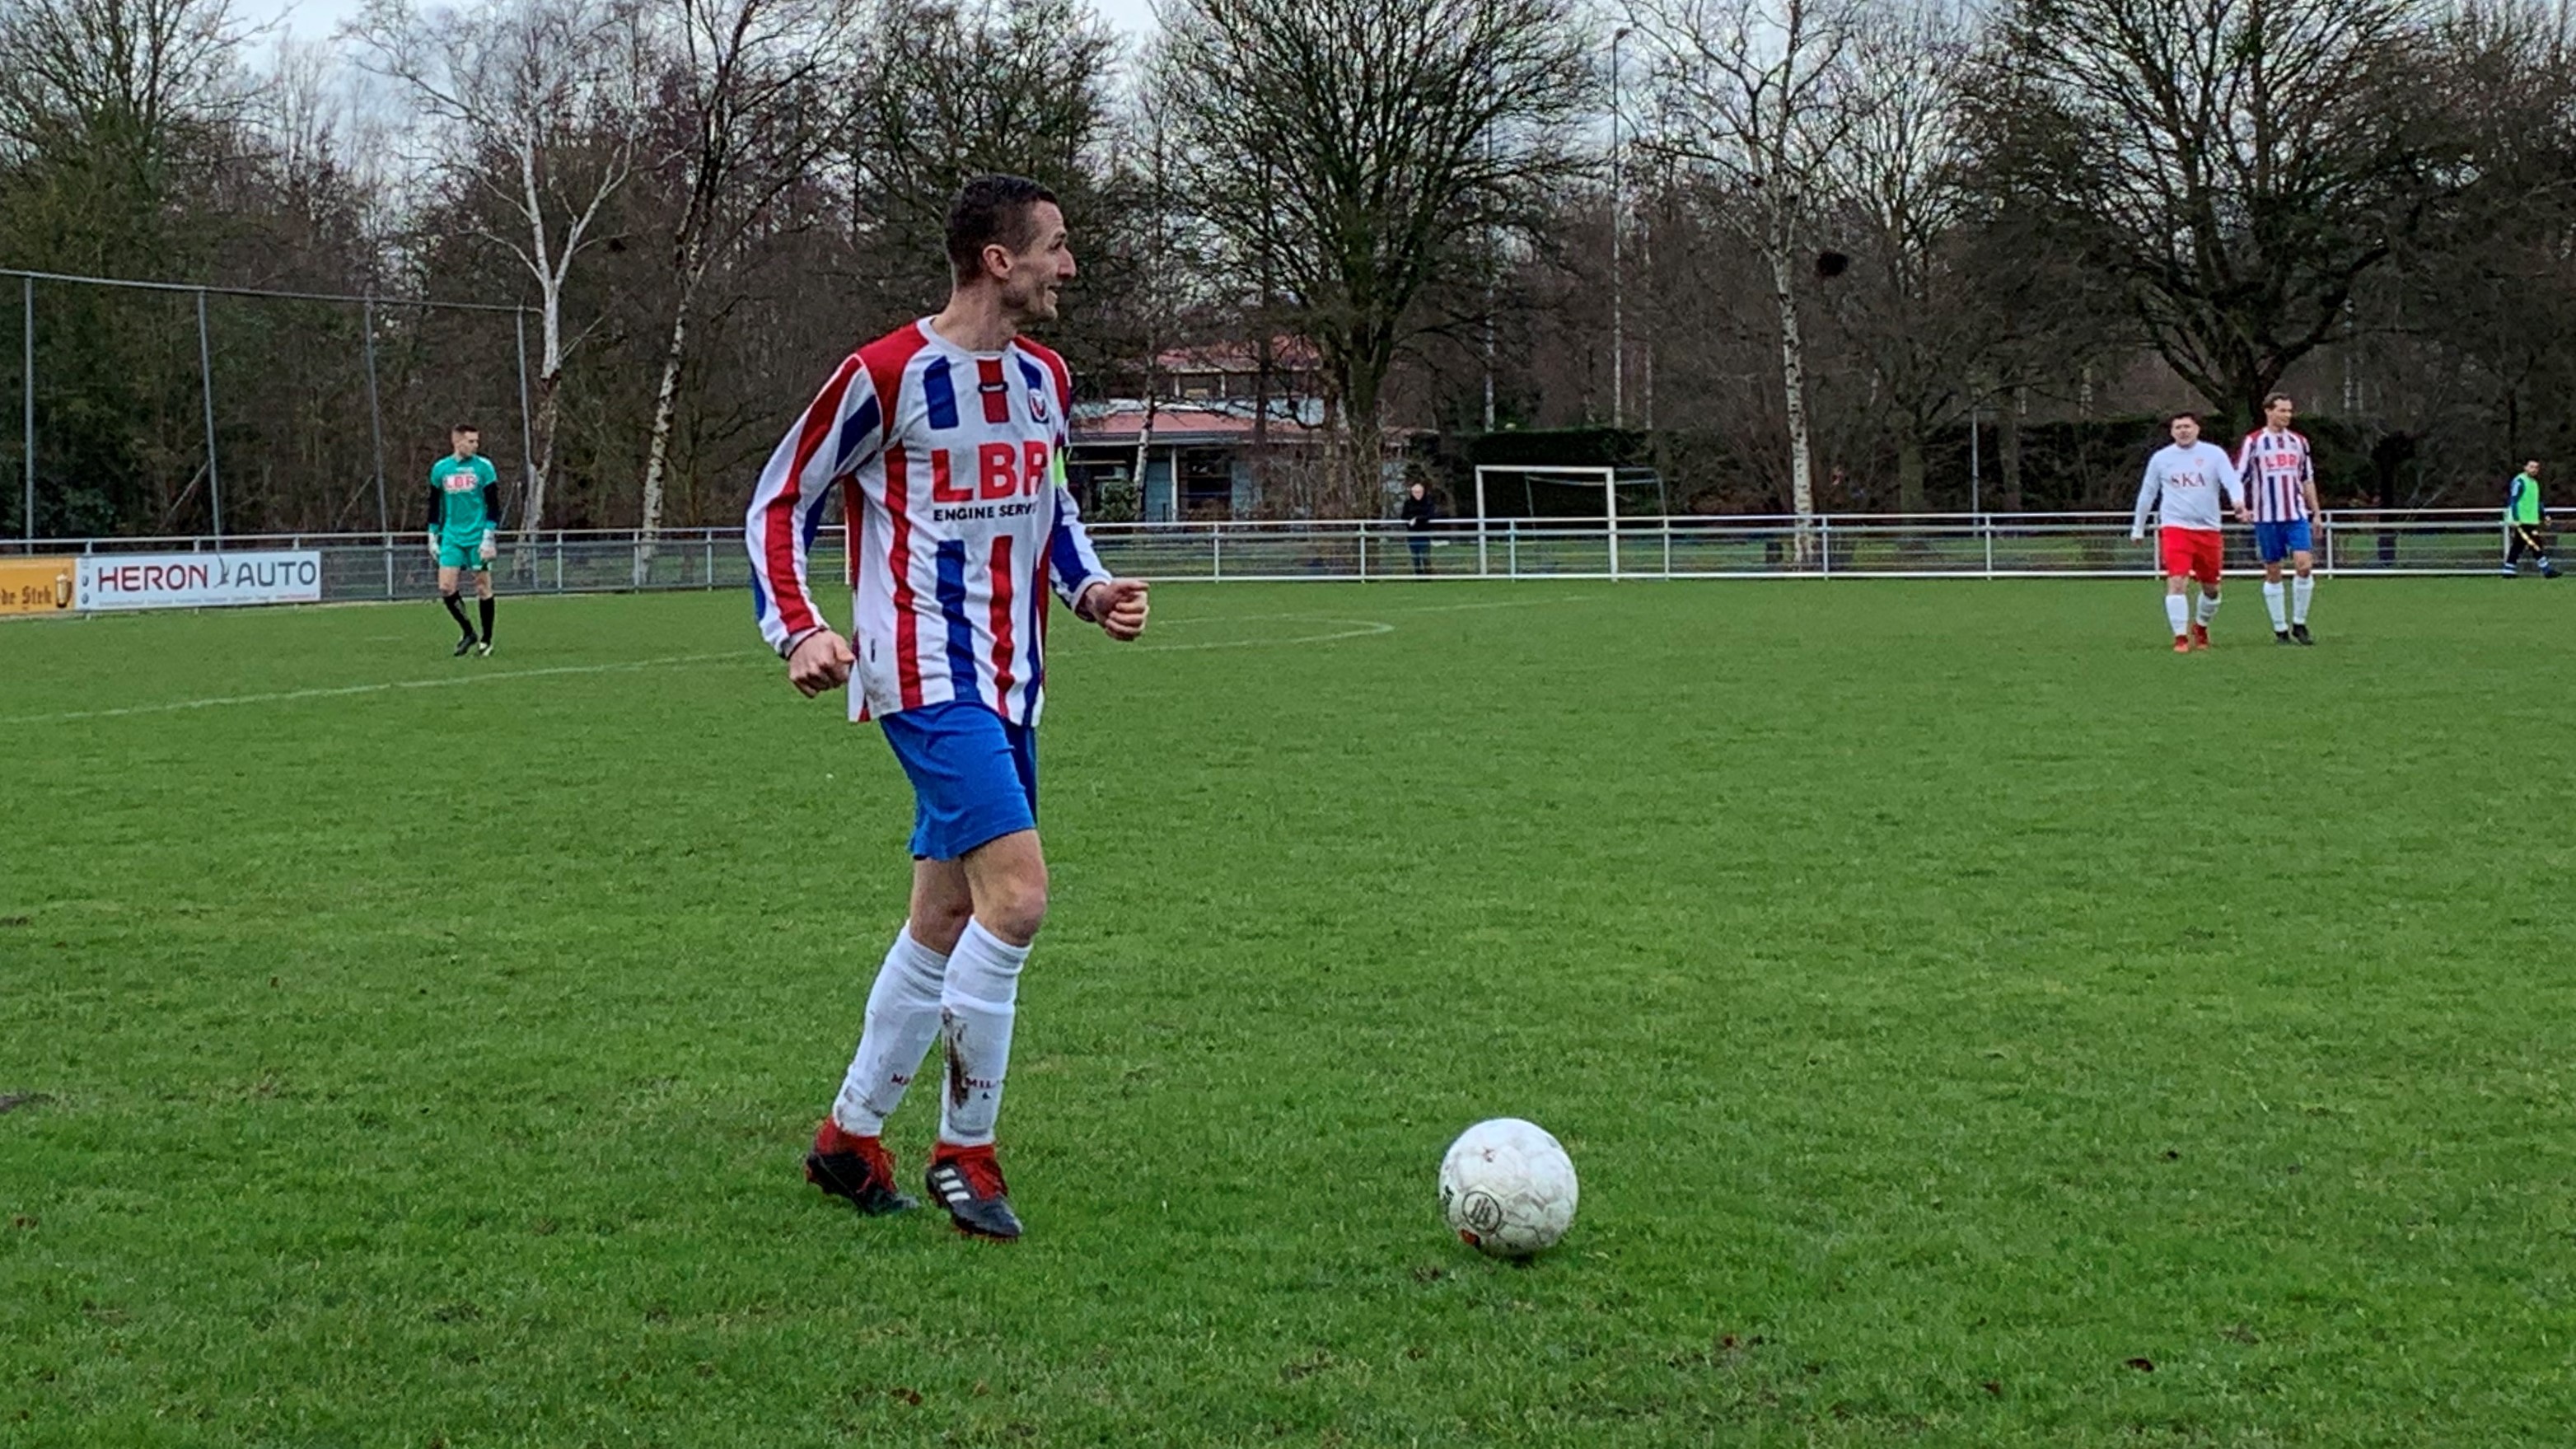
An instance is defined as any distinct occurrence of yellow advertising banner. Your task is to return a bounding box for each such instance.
[0,556,79,615]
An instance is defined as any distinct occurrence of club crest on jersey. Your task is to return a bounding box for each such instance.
[1026,387,1051,424]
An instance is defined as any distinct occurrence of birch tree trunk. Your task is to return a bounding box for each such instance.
[517,143,573,541]
[635,255,699,570]
[1768,241,1818,561]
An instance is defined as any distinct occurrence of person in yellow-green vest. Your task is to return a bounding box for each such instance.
[2502,460,2556,578]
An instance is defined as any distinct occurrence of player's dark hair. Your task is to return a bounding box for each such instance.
[2263,393,2293,410]
[451,422,479,434]
[2167,410,2199,425]
[946,175,1060,283]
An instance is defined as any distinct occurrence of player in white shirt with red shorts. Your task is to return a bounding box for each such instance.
[2234,393,2322,644]
[2131,411,2250,652]
[746,175,1152,1241]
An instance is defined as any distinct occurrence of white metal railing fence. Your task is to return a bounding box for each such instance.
[0,511,2548,606]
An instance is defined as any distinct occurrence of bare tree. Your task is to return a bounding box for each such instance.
[0,0,250,273]
[1633,0,1862,551]
[351,0,652,539]
[844,0,1116,276]
[836,0,1130,374]
[1975,0,2446,419]
[2341,0,2576,501]
[632,0,854,549]
[1824,2,1994,514]
[0,0,247,161]
[1155,0,1593,513]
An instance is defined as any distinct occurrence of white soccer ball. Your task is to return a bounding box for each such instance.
[1438,1118,1578,1259]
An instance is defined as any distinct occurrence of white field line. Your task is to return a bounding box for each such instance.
[1374,593,1597,614]
[1124,591,1600,652]
[1130,618,1398,652]
[17,593,1604,719]
[15,653,747,724]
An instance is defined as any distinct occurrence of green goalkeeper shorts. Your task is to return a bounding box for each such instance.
[437,539,491,573]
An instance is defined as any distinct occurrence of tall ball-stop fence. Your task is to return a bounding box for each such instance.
[0,268,533,549]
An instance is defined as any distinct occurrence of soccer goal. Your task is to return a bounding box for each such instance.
[1470,465,1670,522]
[1470,465,1669,578]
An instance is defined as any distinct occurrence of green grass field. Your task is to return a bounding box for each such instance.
[4,578,2571,1447]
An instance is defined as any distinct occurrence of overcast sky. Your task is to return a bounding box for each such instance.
[235,0,1165,45]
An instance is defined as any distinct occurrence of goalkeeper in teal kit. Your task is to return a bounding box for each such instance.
[426,423,500,656]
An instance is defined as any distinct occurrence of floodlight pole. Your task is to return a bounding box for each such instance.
[1482,123,1497,433]
[362,296,387,536]
[20,276,30,542]
[1610,26,1631,431]
[197,287,222,543]
[363,295,390,596]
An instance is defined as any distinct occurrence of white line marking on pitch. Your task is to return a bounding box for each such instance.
[1130,618,1398,652]
[21,594,1601,716]
[16,653,748,723]
[1377,594,1597,614]
[1128,591,1587,653]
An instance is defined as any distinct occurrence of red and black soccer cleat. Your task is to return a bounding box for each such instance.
[2173,634,2192,653]
[2190,623,2211,651]
[924,1143,1022,1241]
[805,1119,917,1217]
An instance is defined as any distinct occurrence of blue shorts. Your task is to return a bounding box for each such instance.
[878,700,1036,861]
[2253,519,2312,563]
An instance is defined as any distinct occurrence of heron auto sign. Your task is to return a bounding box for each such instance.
[75,551,325,611]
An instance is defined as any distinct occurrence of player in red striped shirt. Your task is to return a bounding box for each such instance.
[2233,394,2322,644]
[746,175,1151,1241]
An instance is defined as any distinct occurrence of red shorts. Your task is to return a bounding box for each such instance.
[2158,526,2223,585]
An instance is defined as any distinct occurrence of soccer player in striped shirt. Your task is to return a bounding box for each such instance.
[745,175,1151,1241]
[2235,394,2322,644]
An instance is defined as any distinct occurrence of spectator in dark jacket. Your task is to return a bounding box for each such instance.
[1401,482,1437,575]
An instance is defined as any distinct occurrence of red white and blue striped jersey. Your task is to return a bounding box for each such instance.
[2233,428,2314,522]
[745,319,1108,727]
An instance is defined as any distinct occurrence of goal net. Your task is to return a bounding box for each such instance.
[1470,465,1668,521]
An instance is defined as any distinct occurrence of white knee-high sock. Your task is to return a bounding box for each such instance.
[938,920,1030,1148]
[2165,594,2190,636]
[2196,591,2221,626]
[2292,574,2314,624]
[831,928,950,1136]
[2262,580,2288,629]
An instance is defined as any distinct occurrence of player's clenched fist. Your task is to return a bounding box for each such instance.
[1084,578,1151,641]
[786,629,855,696]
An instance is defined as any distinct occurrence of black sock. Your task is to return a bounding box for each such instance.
[442,591,474,637]
[478,596,495,643]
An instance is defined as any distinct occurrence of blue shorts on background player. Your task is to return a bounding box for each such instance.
[879,699,1039,861]
[2254,517,2312,563]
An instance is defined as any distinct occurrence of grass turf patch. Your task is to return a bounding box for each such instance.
[2,578,2571,1447]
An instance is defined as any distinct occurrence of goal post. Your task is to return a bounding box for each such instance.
[1469,465,1666,578]
[1472,464,1611,524]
